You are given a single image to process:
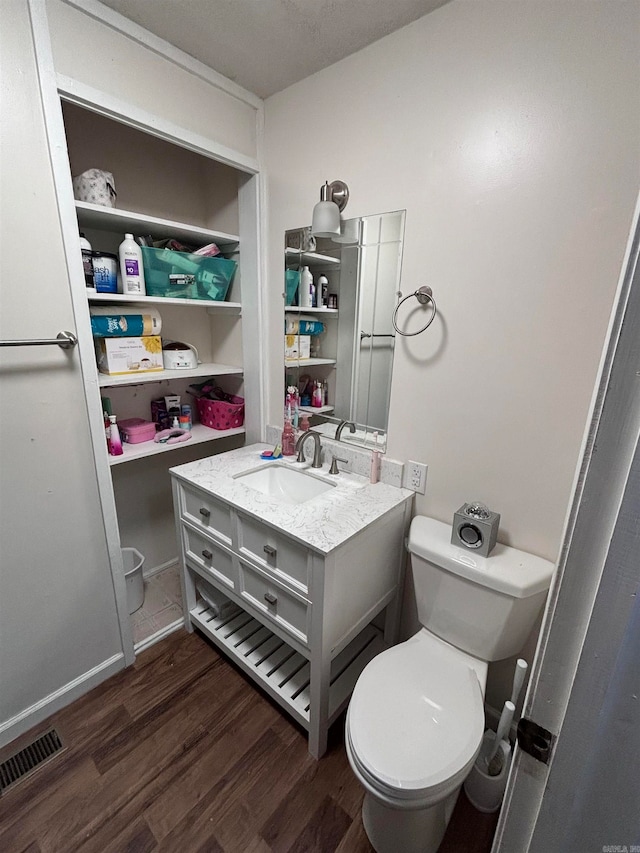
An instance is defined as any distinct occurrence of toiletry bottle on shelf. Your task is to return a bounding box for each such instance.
[312,381,323,408]
[317,275,328,307]
[109,415,123,456]
[79,233,94,288]
[299,266,313,308]
[119,233,146,295]
[282,415,296,456]
[104,411,112,453]
[370,431,381,484]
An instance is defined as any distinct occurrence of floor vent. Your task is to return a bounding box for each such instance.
[0,729,64,795]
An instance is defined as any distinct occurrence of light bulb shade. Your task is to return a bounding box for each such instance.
[312,200,341,238]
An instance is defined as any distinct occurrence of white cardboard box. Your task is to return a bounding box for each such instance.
[284,334,311,360]
[95,336,164,375]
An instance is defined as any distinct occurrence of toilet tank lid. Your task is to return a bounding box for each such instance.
[408,516,555,598]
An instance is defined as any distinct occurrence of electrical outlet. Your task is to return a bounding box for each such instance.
[404,460,428,494]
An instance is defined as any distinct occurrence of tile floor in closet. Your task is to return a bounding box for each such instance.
[131,564,183,646]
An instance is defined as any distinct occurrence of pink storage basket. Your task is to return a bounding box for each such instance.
[196,395,245,430]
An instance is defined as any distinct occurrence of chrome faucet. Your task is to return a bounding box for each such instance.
[295,430,323,468]
[335,420,356,441]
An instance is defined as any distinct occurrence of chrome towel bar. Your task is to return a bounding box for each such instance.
[0,331,78,350]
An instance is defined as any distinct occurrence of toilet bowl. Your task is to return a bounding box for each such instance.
[346,629,487,853]
[346,515,555,853]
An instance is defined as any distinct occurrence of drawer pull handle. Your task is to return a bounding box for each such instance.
[202,549,213,560]
[263,545,277,559]
[264,592,277,605]
[199,507,211,519]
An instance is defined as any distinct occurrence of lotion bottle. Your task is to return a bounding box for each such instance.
[299,266,313,308]
[119,233,146,295]
[282,407,296,456]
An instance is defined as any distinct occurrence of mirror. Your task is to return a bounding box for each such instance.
[284,210,405,451]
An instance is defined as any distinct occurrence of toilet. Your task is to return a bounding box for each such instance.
[346,515,554,853]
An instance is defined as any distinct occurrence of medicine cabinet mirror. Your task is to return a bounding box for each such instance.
[284,209,405,452]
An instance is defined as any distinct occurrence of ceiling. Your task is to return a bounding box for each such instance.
[97,0,451,99]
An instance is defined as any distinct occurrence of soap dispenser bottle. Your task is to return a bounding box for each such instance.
[282,412,296,456]
[370,431,381,484]
[299,266,313,308]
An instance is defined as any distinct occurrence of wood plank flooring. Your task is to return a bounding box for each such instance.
[0,630,499,852]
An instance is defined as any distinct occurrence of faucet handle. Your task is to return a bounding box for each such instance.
[329,455,349,475]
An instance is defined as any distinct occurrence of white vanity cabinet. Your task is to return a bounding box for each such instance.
[171,455,413,758]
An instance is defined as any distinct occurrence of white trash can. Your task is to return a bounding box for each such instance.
[122,547,145,614]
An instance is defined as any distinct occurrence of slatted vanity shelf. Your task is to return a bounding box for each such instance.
[191,600,383,729]
[171,447,413,758]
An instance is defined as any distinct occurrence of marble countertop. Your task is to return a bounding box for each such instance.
[170,443,413,554]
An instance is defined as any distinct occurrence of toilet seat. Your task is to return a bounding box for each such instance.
[347,630,485,805]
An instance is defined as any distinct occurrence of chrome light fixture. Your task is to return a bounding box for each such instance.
[311,180,349,238]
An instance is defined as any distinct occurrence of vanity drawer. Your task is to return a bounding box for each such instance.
[238,559,310,645]
[180,485,233,547]
[183,524,236,590]
[237,514,310,593]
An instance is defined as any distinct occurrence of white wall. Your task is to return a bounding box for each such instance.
[264,0,640,564]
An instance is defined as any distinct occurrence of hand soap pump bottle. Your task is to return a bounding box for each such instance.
[282,409,296,456]
[299,266,313,309]
[370,431,381,484]
[119,233,146,295]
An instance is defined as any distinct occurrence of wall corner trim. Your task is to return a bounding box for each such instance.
[60,0,263,111]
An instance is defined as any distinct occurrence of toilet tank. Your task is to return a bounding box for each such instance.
[408,516,555,661]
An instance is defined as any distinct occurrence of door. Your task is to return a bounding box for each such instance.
[494,197,640,850]
[0,0,130,748]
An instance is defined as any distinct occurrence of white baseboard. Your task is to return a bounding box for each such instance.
[143,557,179,580]
[0,653,125,749]
[134,618,184,654]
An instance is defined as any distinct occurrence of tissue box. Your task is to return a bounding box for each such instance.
[95,336,163,376]
[285,334,311,360]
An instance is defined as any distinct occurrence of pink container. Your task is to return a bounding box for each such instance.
[119,418,156,444]
[196,395,244,430]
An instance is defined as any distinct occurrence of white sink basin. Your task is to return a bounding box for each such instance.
[234,463,335,505]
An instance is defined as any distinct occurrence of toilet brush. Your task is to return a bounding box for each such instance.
[487,739,512,777]
[510,658,528,706]
[485,700,515,769]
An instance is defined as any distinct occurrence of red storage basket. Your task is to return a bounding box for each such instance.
[196,395,245,430]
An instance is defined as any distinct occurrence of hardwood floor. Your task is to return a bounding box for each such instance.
[0,630,499,852]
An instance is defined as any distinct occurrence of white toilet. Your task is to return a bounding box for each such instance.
[346,515,554,853]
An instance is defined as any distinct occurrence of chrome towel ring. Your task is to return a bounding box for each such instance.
[392,286,437,336]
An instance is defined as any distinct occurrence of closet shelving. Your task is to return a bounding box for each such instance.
[79,201,246,466]
[61,82,258,653]
[285,245,340,418]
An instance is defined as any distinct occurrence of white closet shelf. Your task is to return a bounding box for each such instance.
[285,248,340,266]
[108,424,245,466]
[284,307,338,315]
[98,362,243,388]
[75,201,239,248]
[299,405,334,415]
[284,358,336,367]
[88,291,241,312]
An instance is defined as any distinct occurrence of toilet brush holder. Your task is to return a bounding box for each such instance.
[464,731,511,813]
